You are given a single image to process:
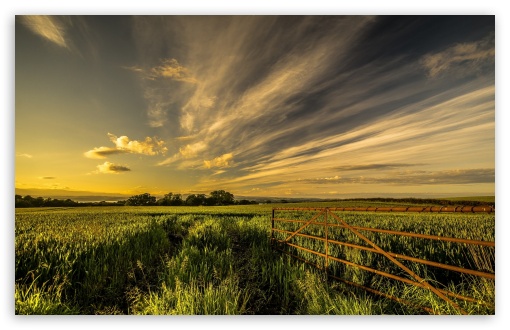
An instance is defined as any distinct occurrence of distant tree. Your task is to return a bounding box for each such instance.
[125,193,156,206]
[157,192,184,206]
[15,195,82,207]
[204,196,215,206]
[209,190,235,205]
[34,197,45,207]
[157,193,172,206]
[170,194,183,206]
[23,195,34,203]
[186,194,207,206]
[15,195,30,208]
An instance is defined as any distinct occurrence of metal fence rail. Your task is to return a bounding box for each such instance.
[270,206,495,315]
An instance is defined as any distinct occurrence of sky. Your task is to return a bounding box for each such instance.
[15,15,495,199]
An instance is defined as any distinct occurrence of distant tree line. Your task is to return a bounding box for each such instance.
[15,194,125,208]
[124,190,258,206]
[342,197,495,207]
[14,194,494,208]
[15,190,259,208]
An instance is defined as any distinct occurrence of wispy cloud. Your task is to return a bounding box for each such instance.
[333,164,424,172]
[127,17,494,196]
[16,153,33,158]
[48,184,70,190]
[300,168,494,185]
[95,161,131,174]
[125,58,198,127]
[84,133,167,159]
[178,141,207,158]
[15,16,495,198]
[39,176,56,180]
[19,15,69,49]
[125,59,197,83]
[204,153,234,169]
[421,34,495,77]
[123,65,144,73]
[199,83,494,195]
[148,59,198,83]
[135,16,374,166]
[158,141,206,166]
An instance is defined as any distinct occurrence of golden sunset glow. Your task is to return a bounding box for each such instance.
[15,15,495,200]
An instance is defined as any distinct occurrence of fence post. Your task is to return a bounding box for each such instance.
[325,208,329,279]
[271,208,275,246]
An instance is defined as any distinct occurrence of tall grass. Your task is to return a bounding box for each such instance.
[15,205,495,314]
[15,277,80,315]
[130,215,262,314]
[15,210,174,313]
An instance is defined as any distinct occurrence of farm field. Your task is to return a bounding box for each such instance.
[15,201,495,315]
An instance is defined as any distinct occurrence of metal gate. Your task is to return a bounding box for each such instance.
[270,206,495,315]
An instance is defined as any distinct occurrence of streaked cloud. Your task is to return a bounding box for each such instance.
[39,176,56,180]
[196,83,494,195]
[175,135,198,141]
[178,141,206,158]
[300,168,494,185]
[421,34,495,77]
[16,16,494,198]
[123,65,144,73]
[149,59,197,83]
[125,59,197,83]
[204,153,234,169]
[125,16,493,197]
[19,15,69,49]
[139,16,375,165]
[84,133,168,159]
[333,164,424,171]
[95,161,131,174]
[158,141,207,166]
[16,153,33,158]
[125,58,198,127]
[48,184,70,190]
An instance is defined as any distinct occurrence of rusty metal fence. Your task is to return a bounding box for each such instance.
[270,206,495,315]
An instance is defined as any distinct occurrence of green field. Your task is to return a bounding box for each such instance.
[15,202,495,315]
